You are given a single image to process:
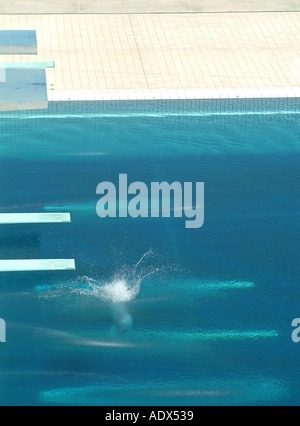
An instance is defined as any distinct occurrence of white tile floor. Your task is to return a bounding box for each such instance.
[0,13,299,96]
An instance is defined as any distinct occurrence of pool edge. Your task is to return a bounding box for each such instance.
[48,87,300,102]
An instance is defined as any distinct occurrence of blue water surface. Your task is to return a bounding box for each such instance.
[0,99,299,406]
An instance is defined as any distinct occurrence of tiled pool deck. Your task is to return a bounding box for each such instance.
[0,12,299,99]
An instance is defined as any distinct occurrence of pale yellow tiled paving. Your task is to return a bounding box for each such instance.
[0,13,299,91]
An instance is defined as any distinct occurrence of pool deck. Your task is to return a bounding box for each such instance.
[0,12,299,100]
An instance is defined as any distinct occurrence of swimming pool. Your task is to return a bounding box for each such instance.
[0,98,299,406]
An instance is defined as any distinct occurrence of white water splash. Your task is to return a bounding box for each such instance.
[83,250,157,331]
[76,250,158,304]
[76,250,158,332]
[36,250,158,332]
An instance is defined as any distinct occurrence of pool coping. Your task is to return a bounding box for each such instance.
[48,87,300,101]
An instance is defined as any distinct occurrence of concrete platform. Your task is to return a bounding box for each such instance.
[0,30,37,54]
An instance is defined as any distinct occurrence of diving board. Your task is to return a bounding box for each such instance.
[0,259,76,272]
[0,213,71,224]
[0,62,55,69]
[0,31,37,54]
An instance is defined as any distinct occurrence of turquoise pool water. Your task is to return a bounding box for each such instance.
[0,99,299,406]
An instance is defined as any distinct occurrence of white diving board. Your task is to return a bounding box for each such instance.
[0,213,71,224]
[0,259,76,272]
[0,62,55,69]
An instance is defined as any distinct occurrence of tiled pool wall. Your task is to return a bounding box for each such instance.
[1,97,300,119]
